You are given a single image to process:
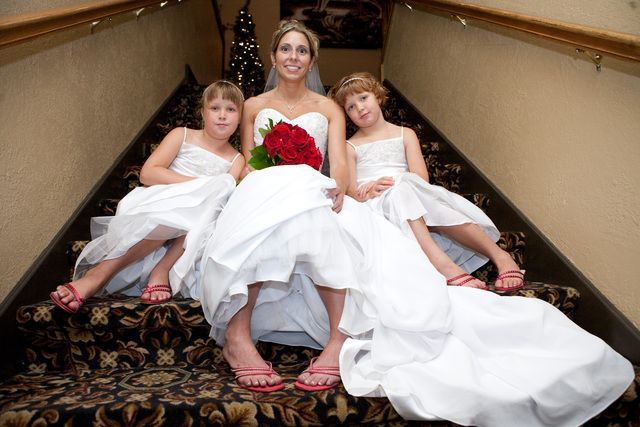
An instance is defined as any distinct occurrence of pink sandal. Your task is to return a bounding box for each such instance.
[495,270,526,291]
[294,357,341,391]
[446,273,487,290]
[140,284,172,305]
[231,362,285,392]
[50,283,85,313]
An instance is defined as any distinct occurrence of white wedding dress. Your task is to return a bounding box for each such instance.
[348,127,499,273]
[74,127,237,297]
[199,109,632,426]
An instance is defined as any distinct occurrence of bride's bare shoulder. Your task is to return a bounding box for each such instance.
[309,93,341,116]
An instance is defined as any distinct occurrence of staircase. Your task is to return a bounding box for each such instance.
[0,76,637,426]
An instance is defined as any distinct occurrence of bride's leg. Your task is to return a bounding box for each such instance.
[408,218,487,289]
[222,282,282,388]
[297,285,347,387]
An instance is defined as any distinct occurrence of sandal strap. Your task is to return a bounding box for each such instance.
[303,357,340,376]
[447,274,477,286]
[142,284,171,294]
[63,283,84,304]
[496,270,524,280]
[231,362,278,380]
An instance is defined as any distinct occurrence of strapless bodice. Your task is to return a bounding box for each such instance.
[254,108,329,158]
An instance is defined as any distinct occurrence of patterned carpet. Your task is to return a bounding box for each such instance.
[0,78,637,426]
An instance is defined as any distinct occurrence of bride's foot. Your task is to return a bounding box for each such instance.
[494,252,524,291]
[222,334,283,391]
[296,337,343,390]
[140,268,172,304]
[50,272,105,313]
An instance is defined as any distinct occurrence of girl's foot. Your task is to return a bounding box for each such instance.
[51,273,104,312]
[440,265,487,290]
[222,334,283,390]
[446,273,487,289]
[140,268,172,304]
[494,252,523,290]
[296,337,344,389]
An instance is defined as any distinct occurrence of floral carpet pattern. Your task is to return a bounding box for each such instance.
[1,78,637,425]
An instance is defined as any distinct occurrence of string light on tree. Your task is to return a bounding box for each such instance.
[227,2,265,98]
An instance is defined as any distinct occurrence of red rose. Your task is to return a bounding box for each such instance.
[263,123,289,158]
[253,121,323,170]
[279,143,301,164]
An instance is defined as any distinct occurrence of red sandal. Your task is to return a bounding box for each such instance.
[231,362,285,392]
[446,273,487,290]
[50,283,85,313]
[140,284,172,305]
[495,270,526,291]
[294,357,341,391]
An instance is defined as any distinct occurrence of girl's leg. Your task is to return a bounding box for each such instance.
[408,219,487,289]
[297,285,348,387]
[222,282,282,388]
[142,236,185,303]
[54,238,167,311]
[429,223,521,289]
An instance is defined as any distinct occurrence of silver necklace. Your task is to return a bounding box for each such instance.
[280,90,308,113]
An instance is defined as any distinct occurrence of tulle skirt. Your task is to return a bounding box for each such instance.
[365,172,500,272]
[73,174,236,296]
[198,165,632,426]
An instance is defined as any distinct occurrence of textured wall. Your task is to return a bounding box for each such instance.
[0,0,221,303]
[219,0,382,84]
[384,4,640,327]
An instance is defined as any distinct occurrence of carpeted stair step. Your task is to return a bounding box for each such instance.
[18,281,580,375]
[4,294,635,426]
[0,360,637,427]
[430,162,464,192]
[0,361,444,426]
[96,198,120,216]
[461,192,491,211]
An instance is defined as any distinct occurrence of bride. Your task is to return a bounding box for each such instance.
[197,19,633,426]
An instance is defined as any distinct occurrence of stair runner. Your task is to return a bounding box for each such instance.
[0,78,637,426]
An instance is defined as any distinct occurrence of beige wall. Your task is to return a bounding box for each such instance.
[0,0,221,303]
[219,0,381,85]
[384,4,640,327]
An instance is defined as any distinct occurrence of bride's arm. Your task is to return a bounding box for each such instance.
[326,101,348,212]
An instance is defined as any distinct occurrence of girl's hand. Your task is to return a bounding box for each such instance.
[327,187,345,213]
[358,177,394,200]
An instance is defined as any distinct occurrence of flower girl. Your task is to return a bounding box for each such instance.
[329,72,523,290]
[50,81,245,312]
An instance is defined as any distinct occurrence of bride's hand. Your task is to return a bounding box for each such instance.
[327,188,345,213]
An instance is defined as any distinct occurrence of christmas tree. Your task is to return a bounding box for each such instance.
[228,3,265,98]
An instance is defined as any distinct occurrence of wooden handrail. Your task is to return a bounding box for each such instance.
[0,0,183,48]
[400,0,640,62]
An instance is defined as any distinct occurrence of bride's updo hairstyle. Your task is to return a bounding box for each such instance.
[328,72,388,108]
[270,19,320,61]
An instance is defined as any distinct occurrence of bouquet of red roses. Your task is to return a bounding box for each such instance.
[248,119,323,171]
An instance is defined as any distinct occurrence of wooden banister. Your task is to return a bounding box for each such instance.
[400,0,640,62]
[0,0,183,48]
